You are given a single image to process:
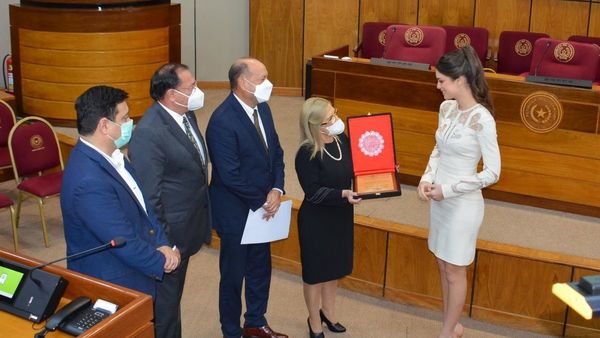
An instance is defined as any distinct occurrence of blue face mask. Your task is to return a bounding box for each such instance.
[108,119,134,148]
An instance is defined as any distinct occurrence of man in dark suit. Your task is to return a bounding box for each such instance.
[129,63,212,338]
[62,85,180,297]
[206,58,286,338]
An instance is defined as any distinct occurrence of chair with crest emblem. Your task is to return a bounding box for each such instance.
[496,31,550,75]
[8,116,64,247]
[0,100,17,172]
[382,24,447,67]
[353,22,400,59]
[0,193,17,251]
[527,37,600,82]
[568,35,600,83]
[442,25,489,65]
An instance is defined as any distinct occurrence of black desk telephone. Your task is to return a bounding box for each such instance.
[36,296,112,337]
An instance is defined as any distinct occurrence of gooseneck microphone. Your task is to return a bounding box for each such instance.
[382,26,398,57]
[533,40,552,77]
[525,39,593,89]
[29,237,126,285]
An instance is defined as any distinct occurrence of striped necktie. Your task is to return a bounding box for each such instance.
[182,116,206,165]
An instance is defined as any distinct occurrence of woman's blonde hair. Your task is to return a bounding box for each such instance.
[299,97,331,159]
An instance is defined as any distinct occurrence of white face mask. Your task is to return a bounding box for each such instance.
[174,86,205,111]
[245,78,273,103]
[323,119,345,136]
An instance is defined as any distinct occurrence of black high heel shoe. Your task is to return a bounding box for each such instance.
[307,317,325,338]
[319,309,346,333]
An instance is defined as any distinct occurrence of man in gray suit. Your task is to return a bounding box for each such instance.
[129,63,211,338]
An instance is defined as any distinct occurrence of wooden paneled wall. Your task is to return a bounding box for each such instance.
[592,3,600,37]
[250,0,600,91]
[360,0,418,26]
[418,0,476,26]
[303,0,359,71]
[530,0,590,40]
[474,0,531,45]
[249,0,303,89]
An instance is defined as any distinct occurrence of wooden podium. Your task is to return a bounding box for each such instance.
[9,0,180,126]
[0,249,154,338]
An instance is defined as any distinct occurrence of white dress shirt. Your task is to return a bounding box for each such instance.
[233,93,268,148]
[80,138,147,213]
[232,94,284,196]
[159,102,207,164]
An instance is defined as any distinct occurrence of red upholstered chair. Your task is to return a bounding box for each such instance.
[8,117,63,247]
[568,35,600,82]
[442,25,489,65]
[0,193,17,251]
[496,31,550,75]
[0,100,17,171]
[382,25,447,66]
[353,22,399,59]
[527,38,600,82]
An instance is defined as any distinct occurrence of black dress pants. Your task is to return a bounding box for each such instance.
[154,258,190,338]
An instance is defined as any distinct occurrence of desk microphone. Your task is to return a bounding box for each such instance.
[533,40,552,77]
[526,40,593,88]
[0,237,125,323]
[29,237,126,285]
[383,26,398,57]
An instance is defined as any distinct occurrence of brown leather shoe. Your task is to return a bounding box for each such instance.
[242,325,288,338]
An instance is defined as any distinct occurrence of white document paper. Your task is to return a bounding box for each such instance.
[241,200,292,245]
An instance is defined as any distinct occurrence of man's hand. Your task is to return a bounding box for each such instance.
[157,246,180,273]
[262,189,282,220]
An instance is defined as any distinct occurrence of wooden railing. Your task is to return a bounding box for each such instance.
[212,198,600,337]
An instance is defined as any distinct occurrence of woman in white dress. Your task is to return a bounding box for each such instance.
[418,46,501,338]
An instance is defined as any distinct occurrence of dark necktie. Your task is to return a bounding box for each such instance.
[182,116,206,165]
[253,109,268,152]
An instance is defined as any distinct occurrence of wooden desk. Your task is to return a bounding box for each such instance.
[0,249,154,338]
[311,46,600,217]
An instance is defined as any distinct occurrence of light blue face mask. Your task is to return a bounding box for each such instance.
[108,119,134,148]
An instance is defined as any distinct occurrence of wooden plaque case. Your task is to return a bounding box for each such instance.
[347,113,401,199]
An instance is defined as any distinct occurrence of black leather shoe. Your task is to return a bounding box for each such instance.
[319,309,346,333]
[308,318,324,338]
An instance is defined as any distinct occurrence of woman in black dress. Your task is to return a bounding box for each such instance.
[295,97,361,338]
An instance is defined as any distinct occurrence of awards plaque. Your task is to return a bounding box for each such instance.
[347,113,401,199]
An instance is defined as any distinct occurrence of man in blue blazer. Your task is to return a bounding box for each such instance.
[206,58,286,338]
[61,85,180,297]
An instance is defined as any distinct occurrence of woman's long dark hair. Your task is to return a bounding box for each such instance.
[436,45,494,115]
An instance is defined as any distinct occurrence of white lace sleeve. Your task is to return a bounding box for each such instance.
[441,112,501,199]
[421,144,440,184]
[421,103,447,183]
